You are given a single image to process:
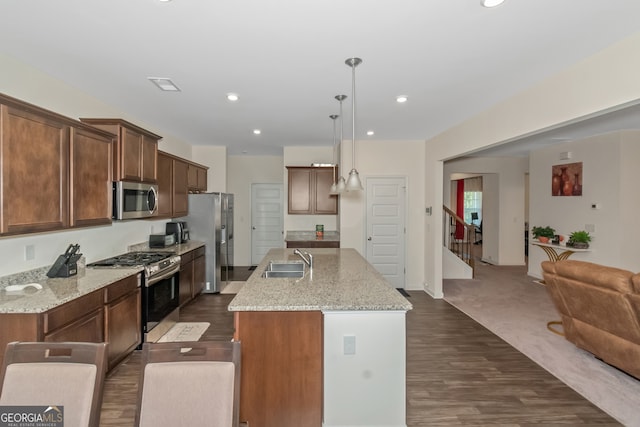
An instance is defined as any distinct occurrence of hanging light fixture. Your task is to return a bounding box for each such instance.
[334,94,348,194]
[329,114,340,195]
[345,57,363,191]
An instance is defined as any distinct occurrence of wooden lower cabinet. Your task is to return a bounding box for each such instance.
[104,274,141,370]
[234,311,323,427]
[192,247,206,297]
[180,246,207,305]
[0,273,141,371]
[179,251,194,306]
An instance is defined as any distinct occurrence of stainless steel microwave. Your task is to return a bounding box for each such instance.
[113,181,158,220]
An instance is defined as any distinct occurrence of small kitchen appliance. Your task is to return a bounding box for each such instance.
[149,233,176,248]
[166,221,189,244]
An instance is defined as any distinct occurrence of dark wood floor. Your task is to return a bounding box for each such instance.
[99,291,619,426]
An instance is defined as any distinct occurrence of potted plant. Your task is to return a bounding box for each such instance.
[567,230,591,249]
[531,226,556,243]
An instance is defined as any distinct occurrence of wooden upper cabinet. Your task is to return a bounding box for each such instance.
[187,163,208,192]
[80,118,161,183]
[287,166,337,215]
[70,127,113,228]
[1,104,70,235]
[156,152,174,218]
[157,151,189,218]
[0,94,114,236]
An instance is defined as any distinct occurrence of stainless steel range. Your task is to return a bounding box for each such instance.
[89,251,181,343]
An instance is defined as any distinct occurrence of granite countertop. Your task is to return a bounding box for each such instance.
[0,241,205,315]
[285,231,340,242]
[228,248,412,312]
[0,267,141,314]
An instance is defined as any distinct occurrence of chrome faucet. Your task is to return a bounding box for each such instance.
[293,249,313,270]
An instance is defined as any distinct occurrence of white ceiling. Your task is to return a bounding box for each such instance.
[2,0,640,156]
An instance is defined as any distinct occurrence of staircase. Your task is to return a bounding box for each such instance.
[443,205,476,277]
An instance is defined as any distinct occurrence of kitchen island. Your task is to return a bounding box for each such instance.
[229,248,412,427]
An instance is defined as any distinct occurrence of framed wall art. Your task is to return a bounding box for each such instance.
[551,162,582,196]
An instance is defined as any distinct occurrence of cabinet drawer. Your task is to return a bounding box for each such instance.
[193,246,205,258]
[181,250,194,264]
[44,290,103,334]
[104,274,140,303]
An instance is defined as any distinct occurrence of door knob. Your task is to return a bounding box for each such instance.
[252,226,256,230]
[368,237,372,241]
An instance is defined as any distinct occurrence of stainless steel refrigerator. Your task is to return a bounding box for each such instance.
[184,193,234,293]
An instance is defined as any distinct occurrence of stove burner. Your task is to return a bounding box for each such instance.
[88,251,175,267]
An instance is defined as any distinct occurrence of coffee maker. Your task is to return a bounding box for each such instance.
[166,221,189,244]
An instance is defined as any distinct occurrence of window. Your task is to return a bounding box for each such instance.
[463,176,482,224]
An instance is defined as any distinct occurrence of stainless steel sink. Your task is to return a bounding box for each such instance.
[262,261,305,278]
[262,270,305,278]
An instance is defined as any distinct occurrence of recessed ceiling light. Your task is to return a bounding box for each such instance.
[481,0,505,7]
[396,95,408,103]
[367,130,375,136]
[253,129,261,135]
[227,93,239,101]
[148,77,180,92]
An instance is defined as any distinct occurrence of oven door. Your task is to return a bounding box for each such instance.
[142,264,180,334]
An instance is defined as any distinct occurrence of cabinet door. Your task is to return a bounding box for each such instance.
[197,167,207,191]
[121,127,143,181]
[192,251,206,298]
[156,152,174,217]
[173,160,189,217]
[288,168,313,214]
[44,308,104,343]
[105,289,141,370]
[70,127,113,227]
[141,134,158,183]
[314,168,338,214]
[180,259,194,306]
[1,105,69,234]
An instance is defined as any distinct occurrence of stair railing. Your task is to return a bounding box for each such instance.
[443,205,475,271]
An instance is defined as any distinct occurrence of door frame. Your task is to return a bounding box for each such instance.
[364,175,408,288]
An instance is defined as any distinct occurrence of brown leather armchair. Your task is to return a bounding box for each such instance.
[542,260,640,379]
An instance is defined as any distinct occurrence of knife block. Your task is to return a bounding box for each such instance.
[46,255,78,278]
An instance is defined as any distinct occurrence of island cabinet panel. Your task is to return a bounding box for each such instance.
[287,166,337,215]
[104,274,141,370]
[1,104,69,234]
[286,240,340,249]
[234,311,323,427]
[70,126,113,227]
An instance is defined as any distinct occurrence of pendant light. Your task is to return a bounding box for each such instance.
[329,114,340,195]
[334,94,348,194]
[345,57,363,191]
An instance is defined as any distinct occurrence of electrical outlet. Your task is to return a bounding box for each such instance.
[25,244,35,261]
[343,335,356,355]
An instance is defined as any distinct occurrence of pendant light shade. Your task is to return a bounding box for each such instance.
[334,94,348,194]
[329,114,340,195]
[345,57,363,191]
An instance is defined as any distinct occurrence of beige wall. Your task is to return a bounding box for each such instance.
[425,31,640,297]
[339,139,426,290]
[444,157,529,266]
[528,130,640,278]
[227,155,284,266]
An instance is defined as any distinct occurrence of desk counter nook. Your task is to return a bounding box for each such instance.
[229,248,412,427]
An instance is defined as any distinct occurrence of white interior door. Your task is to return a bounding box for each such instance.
[365,177,406,288]
[251,183,284,265]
